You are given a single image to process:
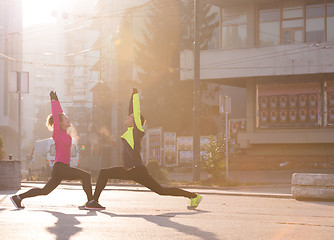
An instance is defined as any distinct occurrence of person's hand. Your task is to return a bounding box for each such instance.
[49,91,58,101]
[131,88,138,96]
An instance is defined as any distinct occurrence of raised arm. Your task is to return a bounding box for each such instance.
[50,91,63,134]
[128,88,144,132]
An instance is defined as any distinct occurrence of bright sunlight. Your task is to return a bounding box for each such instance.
[22,0,75,27]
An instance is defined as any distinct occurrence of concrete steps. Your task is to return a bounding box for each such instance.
[291,173,334,201]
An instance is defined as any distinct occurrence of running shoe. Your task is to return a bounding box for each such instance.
[187,193,202,210]
[78,202,87,210]
[85,200,105,210]
[10,195,25,210]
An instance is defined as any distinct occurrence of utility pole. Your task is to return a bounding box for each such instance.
[17,73,21,161]
[14,71,29,161]
[193,0,200,181]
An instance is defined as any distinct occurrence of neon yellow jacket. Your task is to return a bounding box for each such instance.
[121,93,145,169]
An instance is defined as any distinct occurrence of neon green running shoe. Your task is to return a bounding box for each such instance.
[187,194,202,210]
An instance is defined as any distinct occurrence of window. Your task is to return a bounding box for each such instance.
[256,0,334,45]
[327,0,334,41]
[71,144,77,157]
[259,3,280,46]
[306,0,325,42]
[282,0,304,43]
[207,5,220,49]
[50,144,56,156]
[222,7,247,49]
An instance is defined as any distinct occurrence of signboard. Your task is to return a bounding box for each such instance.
[147,128,163,165]
[9,72,29,93]
[163,132,177,167]
[176,136,210,167]
[326,80,334,126]
[257,81,321,128]
[219,95,231,114]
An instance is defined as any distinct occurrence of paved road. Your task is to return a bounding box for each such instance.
[1,183,333,240]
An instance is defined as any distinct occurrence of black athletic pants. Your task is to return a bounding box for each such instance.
[19,162,93,201]
[93,166,196,201]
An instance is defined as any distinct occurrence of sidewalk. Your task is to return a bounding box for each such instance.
[165,168,334,198]
[167,168,334,185]
[16,169,334,200]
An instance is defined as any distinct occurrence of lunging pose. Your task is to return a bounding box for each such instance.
[85,88,202,210]
[11,91,93,209]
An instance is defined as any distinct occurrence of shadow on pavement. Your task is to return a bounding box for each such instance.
[101,210,220,240]
[0,191,19,205]
[34,210,97,240]
[0,190,19,196]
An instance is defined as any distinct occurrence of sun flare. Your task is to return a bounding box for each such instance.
[22,0,69,27]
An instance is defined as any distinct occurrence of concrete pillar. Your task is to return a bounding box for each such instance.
[0,160,21,189]
[246,80,256,133]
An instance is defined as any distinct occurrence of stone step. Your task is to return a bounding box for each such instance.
[291,173,334,201]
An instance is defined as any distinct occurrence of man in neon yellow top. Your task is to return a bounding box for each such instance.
[85,88,202,210]
[121,88,145,169]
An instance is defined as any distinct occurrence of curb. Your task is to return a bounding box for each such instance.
[20,181,293,199]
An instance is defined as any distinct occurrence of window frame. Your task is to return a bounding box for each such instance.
[256,0,332,46]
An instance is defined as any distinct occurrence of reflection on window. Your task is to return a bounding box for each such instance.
[207,5,220,49]
[327,0,334,41]
[71,145,77,157]
[306,0,324,42]
[222,7,247,49]
[282,0,304,18]
[259,3,280,46]
[282,0,304,44]
[50,144,56,156]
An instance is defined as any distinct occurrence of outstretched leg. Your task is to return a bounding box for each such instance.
[11,173,61,209]
[18,163,66,200]
[131,166,197,199]
[85,167,132,210]
[93,167,132,201]
[19,177,61,200]
[59,165,93,202]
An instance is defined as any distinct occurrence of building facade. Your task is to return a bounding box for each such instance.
[0,0,23,159]
[181,0,334,169]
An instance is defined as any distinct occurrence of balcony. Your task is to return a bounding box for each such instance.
[180,43,334,84]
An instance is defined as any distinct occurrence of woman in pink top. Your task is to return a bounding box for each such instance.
[10,91,93,209]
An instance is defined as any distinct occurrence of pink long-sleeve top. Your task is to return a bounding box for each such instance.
[51,100,72,165]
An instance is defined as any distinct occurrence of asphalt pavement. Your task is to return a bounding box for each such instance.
[1,169,334,239]
[1,182,334,240]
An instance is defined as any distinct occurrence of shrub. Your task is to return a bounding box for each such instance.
[200,136,227,183]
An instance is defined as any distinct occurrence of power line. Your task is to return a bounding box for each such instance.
[201,43,332,69]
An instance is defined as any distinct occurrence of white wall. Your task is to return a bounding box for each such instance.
[180,43,334,81]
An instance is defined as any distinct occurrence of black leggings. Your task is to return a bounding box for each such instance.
[93,166,196,201]
[19,162,93,201]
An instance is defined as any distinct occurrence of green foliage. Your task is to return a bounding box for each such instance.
[0,130,6,160]
[130,0,219,136]
[146,160,167,182]
[180,1,219,50]
[200,136,226,182]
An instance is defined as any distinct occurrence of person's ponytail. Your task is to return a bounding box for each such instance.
[46,114,54,131]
